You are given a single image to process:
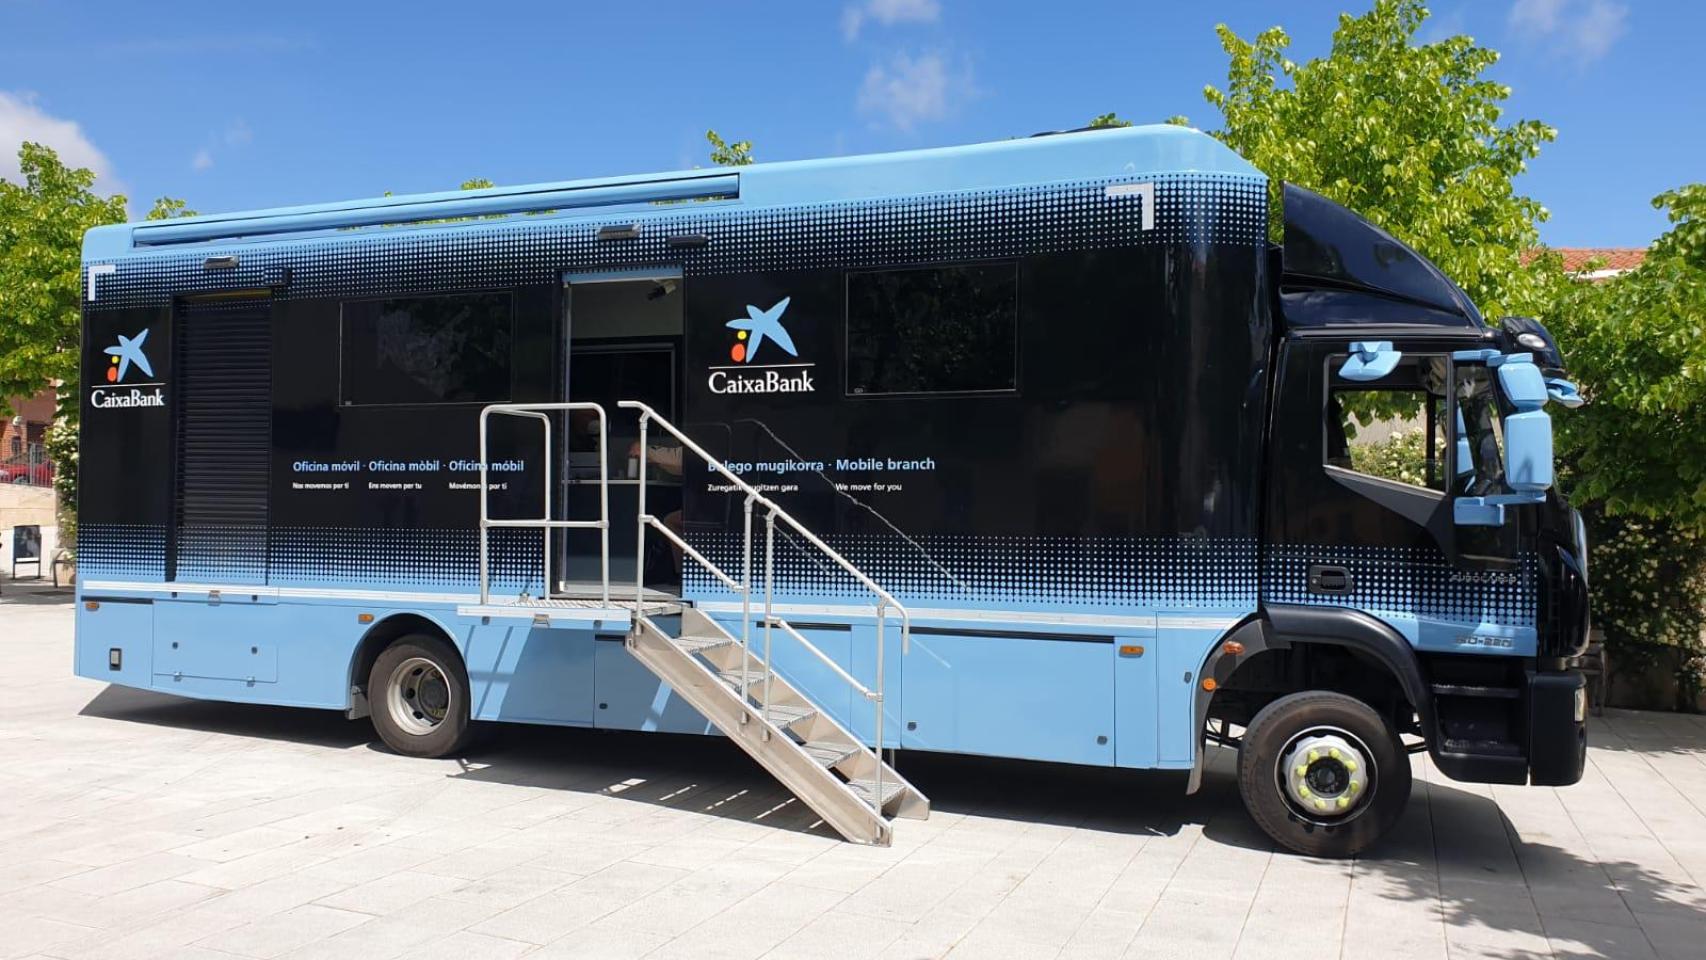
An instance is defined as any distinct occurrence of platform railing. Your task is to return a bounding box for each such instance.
[476,403,610,606]
[618,400,909,813]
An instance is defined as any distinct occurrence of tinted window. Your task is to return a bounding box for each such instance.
[1325,355,1449,492]
[341,292,513,405]
[846,263,1018,396]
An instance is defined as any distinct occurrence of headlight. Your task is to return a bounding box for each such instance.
[1517,332,1549,351]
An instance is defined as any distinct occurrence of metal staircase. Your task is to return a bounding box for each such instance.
[460,400,929,845]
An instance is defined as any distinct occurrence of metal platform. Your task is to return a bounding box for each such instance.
[456,595,681,626]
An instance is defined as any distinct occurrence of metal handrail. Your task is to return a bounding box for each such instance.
[618,400,908,814]
[477,402,610,606]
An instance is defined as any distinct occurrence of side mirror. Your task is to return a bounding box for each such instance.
[1498,357,1553,492]
[1453,353,1553,526]
[1339,341,1401,382]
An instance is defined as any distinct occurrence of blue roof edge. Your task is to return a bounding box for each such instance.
[83,124,1262,262]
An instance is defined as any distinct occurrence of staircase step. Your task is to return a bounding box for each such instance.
[759,703,816,727]
[674,634,735,654]
[846,777,905,808]
[799,741,859,768]
[717,667,772,689]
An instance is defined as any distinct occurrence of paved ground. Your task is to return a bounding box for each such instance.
[4,583,1706,960]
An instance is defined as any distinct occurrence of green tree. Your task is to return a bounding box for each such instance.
[1548,186,1706,526]
[1199,0,1558,320]
[706,129,754,167]
[1088,112,1132,129]
[0,143,193,417]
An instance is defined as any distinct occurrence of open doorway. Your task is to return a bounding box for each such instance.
[561,270,684,594]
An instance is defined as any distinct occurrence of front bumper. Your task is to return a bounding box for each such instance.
[1529,668,1588,787]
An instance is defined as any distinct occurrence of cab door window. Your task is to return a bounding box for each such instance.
[1325,354,1449,492]
[1454,365,1507,496]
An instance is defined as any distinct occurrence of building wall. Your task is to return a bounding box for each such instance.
[2,389,55,459]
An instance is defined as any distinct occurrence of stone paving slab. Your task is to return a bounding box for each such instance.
[3,582,1704,959]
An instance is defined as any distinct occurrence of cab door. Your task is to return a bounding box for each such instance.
[1262,335,1533,653]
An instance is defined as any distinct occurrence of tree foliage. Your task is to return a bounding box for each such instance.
[706,129,754,167]
[1200,0,1558,320]
[0,143,191,418]
[1548,185,1706,526]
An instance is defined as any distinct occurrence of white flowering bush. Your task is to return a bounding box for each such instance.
[1585,512,1706,710]
[1349,429,1431,488]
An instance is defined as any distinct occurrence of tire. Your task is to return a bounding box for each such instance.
[369,633,472,758]
[1237,690,1411,858]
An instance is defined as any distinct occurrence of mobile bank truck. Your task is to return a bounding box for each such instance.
[75,125,1589,855]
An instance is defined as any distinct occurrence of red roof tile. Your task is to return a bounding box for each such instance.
[1523,247,1647,276]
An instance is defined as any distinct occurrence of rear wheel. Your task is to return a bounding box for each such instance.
[1237,690,1410,858]
[369,634,471,758]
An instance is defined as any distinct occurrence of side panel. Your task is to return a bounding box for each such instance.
[1155,619,1228,766]
[593,636,716,734]
[148,600,354,707]
[463,624,595,725]
[899,633,1114,766]
[74,600,154,687]
[1112,623,1159,768]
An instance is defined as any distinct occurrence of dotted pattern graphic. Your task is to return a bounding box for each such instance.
[77,524,544,592]
[1262,544,1537,627]
[79,524,167,580]
[174,526,268,584]
[684,533,1259,610]
[268,527,544,593]
[85,173,1268,311]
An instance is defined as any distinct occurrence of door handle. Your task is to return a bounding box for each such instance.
[1307,564,1355,596]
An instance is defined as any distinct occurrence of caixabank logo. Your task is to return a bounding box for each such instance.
[90,328,166,410]
[709,297,816,395]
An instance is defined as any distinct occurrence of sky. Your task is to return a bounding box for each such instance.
[0,0,1696,248]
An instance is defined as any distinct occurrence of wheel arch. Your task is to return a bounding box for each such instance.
[1187,604,1431,793]
[346,612,462,719]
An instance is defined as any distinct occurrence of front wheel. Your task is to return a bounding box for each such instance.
[1237,690,1411,858]
[369,634,472,758]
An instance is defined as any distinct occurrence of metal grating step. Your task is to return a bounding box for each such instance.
[674,634,735,654]
[758,703,816,727]
[718,667,773,689]
[846,777,905,808]
[799,741,859,768]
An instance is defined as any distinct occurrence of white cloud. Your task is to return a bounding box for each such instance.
[191,148,214,172]
[224,118,252,146]
[842,0,940,41]
[1508,0,1628,63]
[0,90,121,191]
[857,51,969,131]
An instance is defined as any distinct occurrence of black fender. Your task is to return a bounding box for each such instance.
[1186,615,1286,793]
[1186,603,1432,794]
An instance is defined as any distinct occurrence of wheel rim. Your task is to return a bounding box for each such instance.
[385,656,451,737]
[1275,725,1376,826]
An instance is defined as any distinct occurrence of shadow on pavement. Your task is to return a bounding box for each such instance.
[0,579,74,605]
[80,680,1204,840]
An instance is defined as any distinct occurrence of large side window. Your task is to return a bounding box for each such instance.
[340,292,514,405]
[845,262,1018,396]
[1325,354,1449,492]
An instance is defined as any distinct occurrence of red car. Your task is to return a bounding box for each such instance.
[0,454,52,485]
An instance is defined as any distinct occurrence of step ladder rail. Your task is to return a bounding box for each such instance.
[627,616,901,843]
[477,402,611,606]
[619,400,924,823]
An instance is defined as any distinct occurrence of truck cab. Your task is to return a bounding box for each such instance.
[1198,184,1590,856]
